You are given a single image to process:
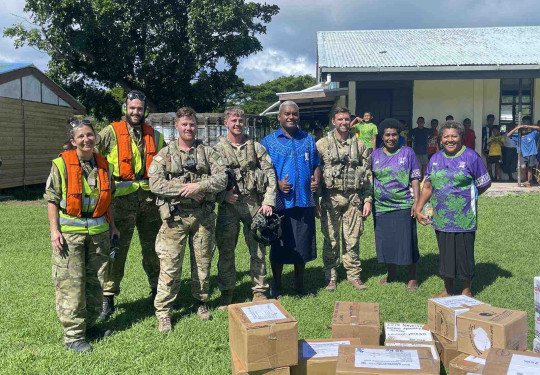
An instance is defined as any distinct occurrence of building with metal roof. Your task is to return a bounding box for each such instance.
[0,63,85,189]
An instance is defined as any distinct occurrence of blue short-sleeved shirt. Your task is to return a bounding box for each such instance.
[261,127,320,210]
[511,130,539,157]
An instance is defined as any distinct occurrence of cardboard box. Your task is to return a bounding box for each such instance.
[384,341,440,371]
[427,295,486,341]
[383,322,434,343]
[535,306,540,339]
[456,305,528,358]
[482,349,540,374]
[534,276,540,307]
[290,338,362,375]
[232,349,290,375]
[433,333,460,368]
[229,300,298,371]
[335,345,439,375]
[448,353,485,375]
[331,302,380,345]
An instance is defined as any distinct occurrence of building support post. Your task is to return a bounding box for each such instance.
[348,81,356,115]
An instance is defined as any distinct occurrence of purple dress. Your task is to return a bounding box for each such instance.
[371,146,421,265]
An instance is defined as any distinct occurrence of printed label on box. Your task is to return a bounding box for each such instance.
[464,355,486,365]
[506,354,540,375]
[241,303,286,323]
[431,295,483,308]
[354,348,421,370]
[385,342,438,359]
[472,327,491,353]
[385,323,433,342]
[302,341,351,359]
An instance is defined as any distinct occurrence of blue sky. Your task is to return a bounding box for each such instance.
[1,0,539,85]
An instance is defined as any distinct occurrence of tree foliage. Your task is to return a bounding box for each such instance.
[4,0,279,119]
[226,74,317,115]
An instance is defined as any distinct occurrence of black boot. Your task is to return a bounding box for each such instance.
[86,326,113,340]
[99,295,115,321]
[65,339,92,353]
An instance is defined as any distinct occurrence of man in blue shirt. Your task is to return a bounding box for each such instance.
[507,116,540,187]
[261,101,321,297]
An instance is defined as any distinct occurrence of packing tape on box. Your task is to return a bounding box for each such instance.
[268,322,278,368]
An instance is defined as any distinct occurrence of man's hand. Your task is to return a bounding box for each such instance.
[225,186,239,205]
[361,202,372,219]
[179,183,202,198]
[51,229,66,256]
[278,175,291,193]
[110,225,120,240]
[191,193,205,203]
[257,205,273,216]
[310,175,318,193]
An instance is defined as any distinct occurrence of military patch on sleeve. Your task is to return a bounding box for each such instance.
[154,155,163,162]
[149,164,158,174]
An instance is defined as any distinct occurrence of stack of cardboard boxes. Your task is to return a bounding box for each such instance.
[534,276,540,353]
[228,297,538,374]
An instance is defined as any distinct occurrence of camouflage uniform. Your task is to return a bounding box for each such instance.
[148,140,227,318]
[316,131,373,282]
[214,137,277,294]
[44,160,111,344]
[97,124,163,296]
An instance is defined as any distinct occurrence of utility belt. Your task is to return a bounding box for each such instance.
[61,210,98,219]
[113,174,145,182]
[156,196,214,222]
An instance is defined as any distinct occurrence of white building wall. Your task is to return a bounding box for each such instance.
[534,79,540,123]
[413,79,500,154]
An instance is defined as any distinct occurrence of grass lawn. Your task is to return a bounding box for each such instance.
[0,192,539,375]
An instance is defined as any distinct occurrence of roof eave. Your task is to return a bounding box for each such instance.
[320,64,540,73]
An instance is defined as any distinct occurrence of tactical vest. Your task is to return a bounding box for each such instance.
[107,121,165,197]
[216,136,267,195]
[321,132,367,192]
[53,150,112,235]
[165,140,216,206]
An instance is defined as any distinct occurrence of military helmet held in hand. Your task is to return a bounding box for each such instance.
[250,212,282,246]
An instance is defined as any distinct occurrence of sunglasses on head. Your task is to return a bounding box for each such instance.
[126,92,146,102]
[70,119,93,128]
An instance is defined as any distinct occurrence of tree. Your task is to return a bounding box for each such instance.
[4,0,279,118]
[226,74,317,115]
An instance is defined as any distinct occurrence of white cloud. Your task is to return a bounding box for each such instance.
[238,48,315,84]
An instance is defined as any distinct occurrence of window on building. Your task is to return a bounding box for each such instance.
[499,78,534,130]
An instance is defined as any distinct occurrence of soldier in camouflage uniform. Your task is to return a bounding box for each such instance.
[316,107,373,292]
[45,120,119,352]
[96,91,165,320]
[214,107,277,308]
[148,107,227,332]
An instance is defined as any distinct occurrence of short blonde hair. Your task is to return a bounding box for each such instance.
[224,106,245,121]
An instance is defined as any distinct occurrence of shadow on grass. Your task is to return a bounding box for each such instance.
[105,295,156,333]
[0,183,45,201]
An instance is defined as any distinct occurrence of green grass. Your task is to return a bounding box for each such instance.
[1,194,539,375]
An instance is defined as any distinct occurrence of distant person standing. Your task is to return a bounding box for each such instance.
[502,125,517,182]
[399,120,411,147]
[486,126,504,181]
[410,116,431,177]
[482,114,496,157]
[462,118,476,150]
[313,127,324,142]
[427,119,439,159]
[352,112,378,151]
[261,101,321,298]
[445,115,454,121]
[507,117,540,187]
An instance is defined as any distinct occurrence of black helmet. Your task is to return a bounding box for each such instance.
[250,213,282,246]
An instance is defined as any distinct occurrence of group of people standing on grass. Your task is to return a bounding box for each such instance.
[45,92,492,353]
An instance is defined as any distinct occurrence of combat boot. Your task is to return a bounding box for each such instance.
[218,290,234,311]
[65,340,92,353]
[349,278,367,291]
[158,316,172,334]
[252,292,268,302]
[99,295,115,321]
[197,302,213,321]
[325,279,337,292]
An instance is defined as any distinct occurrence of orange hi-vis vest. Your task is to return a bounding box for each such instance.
[111,121,157,180]
[61,149,112,219]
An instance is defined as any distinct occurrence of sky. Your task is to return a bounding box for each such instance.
[1,0,540,85]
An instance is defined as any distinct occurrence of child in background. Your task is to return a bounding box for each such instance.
[507,117,540,187]
[487,126,504,181]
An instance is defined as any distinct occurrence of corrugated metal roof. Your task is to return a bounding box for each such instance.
[317,26,540,69]
[0,62,33,74]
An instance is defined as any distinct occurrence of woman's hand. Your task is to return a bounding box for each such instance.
[110,225,120,241]
[416,210,429,226]
[51,229,66,256]
[411,202,417,218]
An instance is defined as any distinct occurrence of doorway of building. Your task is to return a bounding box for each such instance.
[356,89,393,124]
